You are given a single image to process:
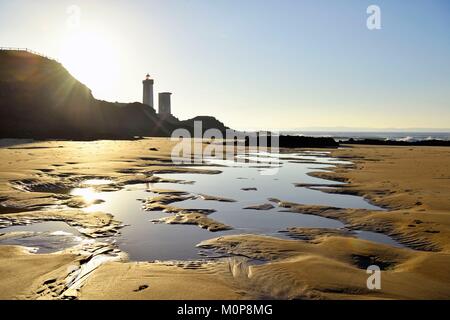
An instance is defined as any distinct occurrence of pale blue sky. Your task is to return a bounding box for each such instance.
[0,0,449,130]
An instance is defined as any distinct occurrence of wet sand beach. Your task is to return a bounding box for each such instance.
[1,139,450,299]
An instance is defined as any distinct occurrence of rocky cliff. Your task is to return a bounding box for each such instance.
[0,50,228,139]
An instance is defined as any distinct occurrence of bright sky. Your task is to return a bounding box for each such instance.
[1,0,449,130]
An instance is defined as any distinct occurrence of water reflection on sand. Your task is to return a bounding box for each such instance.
[0,151,404,260]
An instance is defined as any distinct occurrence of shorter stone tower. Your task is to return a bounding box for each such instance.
[158,92,172,115]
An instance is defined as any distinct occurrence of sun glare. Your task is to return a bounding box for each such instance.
[70,187,99,203]
[58,29,121,100]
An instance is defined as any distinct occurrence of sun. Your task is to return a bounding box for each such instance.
[58,29,121,101]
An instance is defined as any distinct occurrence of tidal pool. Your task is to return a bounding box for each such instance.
[0,151,404,260]
[0,221,87,253]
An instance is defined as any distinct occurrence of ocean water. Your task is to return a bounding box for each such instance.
[280,131,450,142]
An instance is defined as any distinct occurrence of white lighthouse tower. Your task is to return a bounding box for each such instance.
[142,74,154,109]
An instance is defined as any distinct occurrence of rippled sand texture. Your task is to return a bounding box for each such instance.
[1,139,450,299]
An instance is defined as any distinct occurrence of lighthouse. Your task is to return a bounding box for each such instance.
[142,74,154,109]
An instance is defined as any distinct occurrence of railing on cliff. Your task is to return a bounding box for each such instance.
[0,47,59,62]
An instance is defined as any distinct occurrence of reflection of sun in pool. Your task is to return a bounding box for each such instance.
[70,187,98,203]
[82,179,113,186]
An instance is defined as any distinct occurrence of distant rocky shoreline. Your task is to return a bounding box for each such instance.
[340,138,450,147]
[242,134,450,148]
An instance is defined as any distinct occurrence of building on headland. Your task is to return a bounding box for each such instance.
[142,74,173,117]
[158,92,172,115]
[142,74,154,109]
